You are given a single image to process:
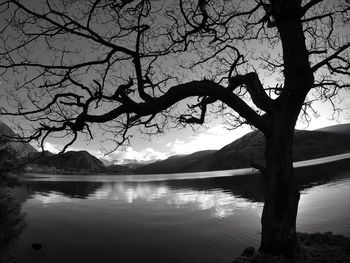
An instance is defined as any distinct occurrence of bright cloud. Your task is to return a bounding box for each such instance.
[32,141,63,154]
[33,141,167,164]
[296,117,341,131]
[106,146,167,164]
[166,124,252,155]
[33,141,100,156]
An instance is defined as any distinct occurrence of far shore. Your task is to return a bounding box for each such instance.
[18,153,350,183]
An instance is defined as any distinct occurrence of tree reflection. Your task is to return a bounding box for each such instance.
[26,158,347,218]
[0,148,26,262]
[0,188,26,250]
[22,181,103,200]
[165,159,350,203]
[19,158,350,206]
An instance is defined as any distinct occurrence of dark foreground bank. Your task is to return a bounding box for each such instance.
[234,232,350,263]
[298,232,350,263]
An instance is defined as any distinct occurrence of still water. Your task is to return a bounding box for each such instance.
[3,160,350,263]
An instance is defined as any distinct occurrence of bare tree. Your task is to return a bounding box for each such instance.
[0,0,349,261]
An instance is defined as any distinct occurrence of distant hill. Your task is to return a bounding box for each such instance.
[104,164,132,174]
[3,120,350,175]
[27,151,134,174]
[0,121,132,174]
[121,159,158,169]
[27,150,106,174]
[135,123,350,174]
[0,120,37,157]
[316,123,350,134]
[208,124,350,171]
[134,150,216,174]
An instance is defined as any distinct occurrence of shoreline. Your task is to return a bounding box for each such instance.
[298,232,350,263]
[21,152,350,178]
[233,232,350,263]
[2,232,350,263]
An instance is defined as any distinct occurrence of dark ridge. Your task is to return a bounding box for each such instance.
[135,124,350,174]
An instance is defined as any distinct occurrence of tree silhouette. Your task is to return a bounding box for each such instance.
[0,0,349,261]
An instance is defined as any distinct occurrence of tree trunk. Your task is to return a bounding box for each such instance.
[250,1,314,261]
[255,114,303,262]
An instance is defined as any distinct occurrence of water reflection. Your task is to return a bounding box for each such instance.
[90,182,261,218]
[32,192,74,205]
[92,182,169,203]
[22,181,103,199]
[1,159,350,263]
[295,159,350,188]
[0,187,26,261]
[19,159,350,207]
[164,190,260,218]
[20,181,261,218]
[15,159,350,222]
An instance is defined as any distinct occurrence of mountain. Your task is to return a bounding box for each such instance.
[105,164,132,174]
[0,120,37,157]
[3,120,350,175]
[27,150,106,174]
[116,159,158,169]
[135,123,350,174]
[100,158,115,167]
[28,151,136,174]
[208,124,350,171]
[134,150,216,174]
[0,121,131,174]
[316,123,350,134]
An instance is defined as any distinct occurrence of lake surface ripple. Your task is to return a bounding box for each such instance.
[2,160,350,263]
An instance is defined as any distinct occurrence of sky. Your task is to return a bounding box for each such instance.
[36,104,350,164]
[0,0,349,164]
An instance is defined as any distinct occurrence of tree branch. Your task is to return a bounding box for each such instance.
[81,79,266,132]
[229,73,272,112]
[302,0,323,16]
[311,43,350,72]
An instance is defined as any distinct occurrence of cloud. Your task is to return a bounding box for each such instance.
[33,140,167,164]
[166,124,252,155]
[296,117,340,130]
[32,141,63,154]
[33,124,253,163]
[106,146,167,164]
[34,141,100,157]
[103,125,252,163]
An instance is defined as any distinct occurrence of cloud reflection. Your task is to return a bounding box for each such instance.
[92,183,169,203]
[166,190,260,218]
[33,192,73,206]
[89,182,261,218]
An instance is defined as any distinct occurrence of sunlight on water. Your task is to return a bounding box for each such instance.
[298,178,350,236]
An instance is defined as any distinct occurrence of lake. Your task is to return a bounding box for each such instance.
[2,159,350,263]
